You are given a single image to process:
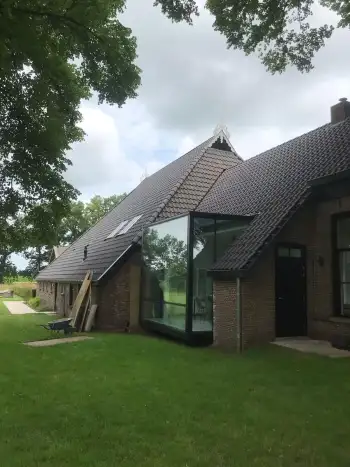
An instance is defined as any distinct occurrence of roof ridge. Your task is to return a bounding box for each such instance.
[142,135,217,226]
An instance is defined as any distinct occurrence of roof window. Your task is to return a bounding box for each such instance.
[106,215,142,239]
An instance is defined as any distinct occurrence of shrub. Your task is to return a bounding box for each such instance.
[12,286,35,301]
[28,297,41,310]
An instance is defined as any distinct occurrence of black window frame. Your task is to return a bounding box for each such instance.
[332,211,350,317]
[139,211,253,345]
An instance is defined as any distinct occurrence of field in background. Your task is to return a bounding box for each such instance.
[0,282,36,292]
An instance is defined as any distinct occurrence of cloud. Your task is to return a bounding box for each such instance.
[121,0,350,158]
[65,103,166,199]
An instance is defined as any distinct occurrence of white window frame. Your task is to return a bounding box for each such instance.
[117,215,143,235]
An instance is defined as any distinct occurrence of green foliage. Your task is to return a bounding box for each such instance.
[3,275,17,285]
[143,229,188,279]
[28,296,40,309]
[23,193,126,274]
[0,0,140,270]
[12,285,35,301]
[206,0,336,73]
[154,0,199,23]
[155,0,347,73]
[85,194,127,226]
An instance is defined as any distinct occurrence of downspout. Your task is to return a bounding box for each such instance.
[236,277,242,353]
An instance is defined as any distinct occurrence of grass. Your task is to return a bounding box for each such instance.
[1,298,350,466]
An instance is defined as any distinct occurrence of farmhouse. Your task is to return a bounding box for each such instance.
[37,98,350,350]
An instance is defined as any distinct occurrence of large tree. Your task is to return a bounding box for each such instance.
[0,0,139,265]
[159,0,346,73]
[1,0,341,270]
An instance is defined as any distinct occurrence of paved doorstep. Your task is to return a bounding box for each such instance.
[272,337,350,358]
[24,337,94,347]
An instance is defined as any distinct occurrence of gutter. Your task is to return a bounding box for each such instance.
[236,277,242,353]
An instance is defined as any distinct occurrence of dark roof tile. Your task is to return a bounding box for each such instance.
[198,119,350,272]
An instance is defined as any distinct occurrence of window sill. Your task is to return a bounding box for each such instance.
[329,316,350,324]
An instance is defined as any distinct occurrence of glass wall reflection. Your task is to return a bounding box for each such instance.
[141,213,251,339]
[192,218,215,331]
[142,215,188,331]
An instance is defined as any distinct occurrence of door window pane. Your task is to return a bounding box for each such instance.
[290,248,302,258]
[141,215,188,331]
[278,247,290,257]
[192,218,215,332]
[341,284,350,317]
[337,217,350,249]
[340,251,350,282]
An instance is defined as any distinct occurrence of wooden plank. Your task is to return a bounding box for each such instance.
[79,285,91,332]
[71,271,92,327]
[84,305,98,332]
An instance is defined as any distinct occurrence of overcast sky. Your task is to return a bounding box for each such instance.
[14,0,350,269]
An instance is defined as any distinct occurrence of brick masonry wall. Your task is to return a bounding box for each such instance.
[309,195,350,339]
[96,261,130,330]
[213,280,237,349]
[214,194,350,350]
[241,203,316,348]
[37,281,55,310]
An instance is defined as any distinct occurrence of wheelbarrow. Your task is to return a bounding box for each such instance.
[40,318,76,335]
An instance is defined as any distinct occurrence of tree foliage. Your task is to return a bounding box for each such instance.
[155,0,346,73]
[22,194,126,277]
[0,0,139,265]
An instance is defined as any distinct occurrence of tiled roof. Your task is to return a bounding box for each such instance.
[198,119,350,273]
[37,132,240,282]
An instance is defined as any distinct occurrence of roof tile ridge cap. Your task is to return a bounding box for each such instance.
[205,146,244,165]
[130,137,217,245]
[151,138,216,221]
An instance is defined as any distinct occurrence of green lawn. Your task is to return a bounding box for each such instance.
[1,298,350,466]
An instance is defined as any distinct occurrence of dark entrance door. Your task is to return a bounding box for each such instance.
[275,244,307,337]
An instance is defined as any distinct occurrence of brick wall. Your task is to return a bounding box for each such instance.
[241,203,316,348]
[37,281,55,310]
[214,194,350,349]
[96,261,130,330]
[309,195,350,339]
[213,280,237,349]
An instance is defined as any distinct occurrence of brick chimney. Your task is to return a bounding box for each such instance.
[331,97,350,124]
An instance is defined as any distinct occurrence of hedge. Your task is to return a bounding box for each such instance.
[12,286,35,301]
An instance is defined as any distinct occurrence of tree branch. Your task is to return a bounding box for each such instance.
[12,7,103,43]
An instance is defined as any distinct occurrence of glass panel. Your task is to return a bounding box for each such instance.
[215,218,249,260]
[340,251,350,282]
[337,217,350,249]
[290,248,302,258]
[192,217,215,332]
[341,284,350,317]
[141,215,188,331]
[141,300,186,330]
[278,247,290,257]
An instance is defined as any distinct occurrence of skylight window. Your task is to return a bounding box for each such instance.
[106,220,128,239]
[117,215,142,235]
[106,215,142,239]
